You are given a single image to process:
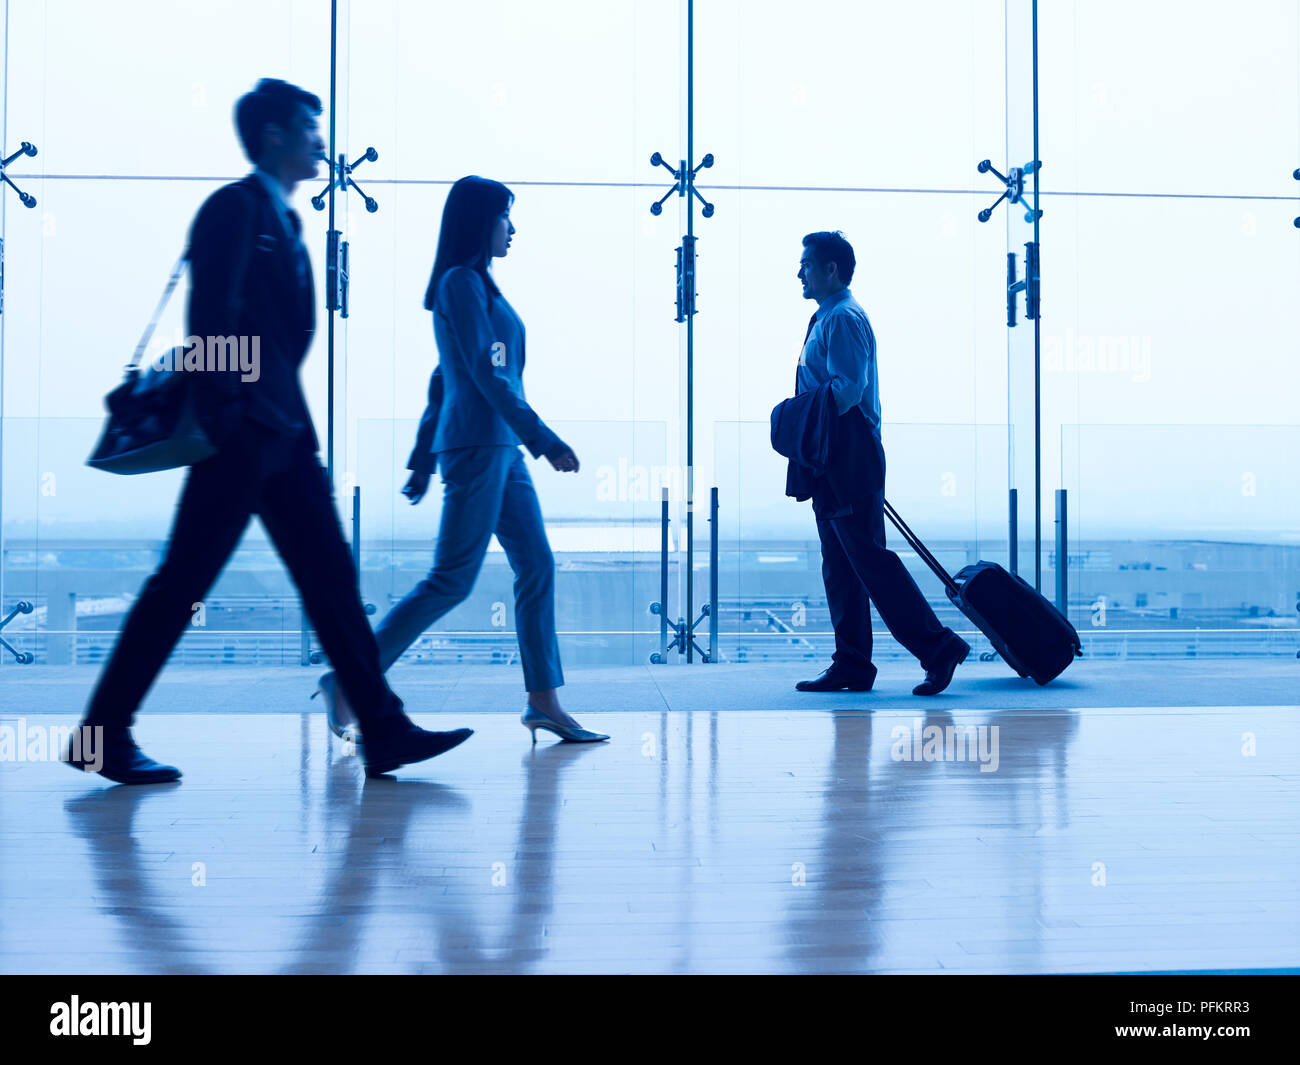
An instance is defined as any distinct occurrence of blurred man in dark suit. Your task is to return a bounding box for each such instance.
[65,79,472,784]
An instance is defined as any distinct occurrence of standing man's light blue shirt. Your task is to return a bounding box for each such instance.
[796,287,881,433]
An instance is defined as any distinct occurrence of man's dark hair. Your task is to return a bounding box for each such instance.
[234,78,322,164]
[802,230,856,284]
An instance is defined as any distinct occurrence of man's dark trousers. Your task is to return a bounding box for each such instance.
[817,486,959,681]
[85,422,402,730]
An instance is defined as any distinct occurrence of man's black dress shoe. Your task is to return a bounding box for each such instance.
[362,719,474,778]
[62,726,182,785]
[795,666,876,693]
[913,637,972,696]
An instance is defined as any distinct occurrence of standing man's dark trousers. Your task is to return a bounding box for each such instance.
[817,488,962,682]
[85,421,403,731]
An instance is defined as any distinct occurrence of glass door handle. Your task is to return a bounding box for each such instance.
[1006,242,1040,327]
[1007,252,1022,327]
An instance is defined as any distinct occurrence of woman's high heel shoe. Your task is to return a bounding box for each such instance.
[312,671,361,744]
[521,705,608,744]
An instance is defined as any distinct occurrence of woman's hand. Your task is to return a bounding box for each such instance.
[402,469,431,503]
[546,442,580,473]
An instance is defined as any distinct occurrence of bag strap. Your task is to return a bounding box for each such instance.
[128,251,188,371]
[882,498,960,596]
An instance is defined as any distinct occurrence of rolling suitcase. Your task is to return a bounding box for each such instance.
[883,499,1082,685]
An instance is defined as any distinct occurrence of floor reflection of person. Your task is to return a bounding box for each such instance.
[62,787,205,974]
[289,741,593,974]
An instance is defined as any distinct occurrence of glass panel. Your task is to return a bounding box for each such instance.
[1041,3,1300,656]
[695,0,1014,663]
[694,0,1007,189]
[1002,0,1042,585]
[7,1,1292,670]
[1,3,333,669]
[335,1,680,664]
[3,1,332,178]
[2,417,319,666]
[339,0,678,184]
[1061,424,1300,656]
[1040,0,1300,195]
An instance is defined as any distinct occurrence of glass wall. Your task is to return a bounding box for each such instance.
[337,0,681,666]
[1,0,1297,671]
[1040,0,1300,648]
[0,0,333,667]
[698,0,1026,662]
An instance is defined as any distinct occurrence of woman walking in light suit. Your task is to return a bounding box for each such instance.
[317,176,607,745]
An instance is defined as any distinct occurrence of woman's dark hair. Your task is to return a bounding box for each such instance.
[424,176,514,310]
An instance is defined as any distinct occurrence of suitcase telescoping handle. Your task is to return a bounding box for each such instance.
[882,499,961,598]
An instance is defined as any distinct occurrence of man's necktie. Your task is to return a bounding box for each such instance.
[796,312,818,387]
[286,208,309,289]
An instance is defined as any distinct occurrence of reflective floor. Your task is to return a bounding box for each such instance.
[2,677,1298,973]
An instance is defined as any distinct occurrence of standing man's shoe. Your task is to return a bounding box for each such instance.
[362,718,474,778]
[912,637,971,696]
[795,665,876,692]
[62,726,182,785]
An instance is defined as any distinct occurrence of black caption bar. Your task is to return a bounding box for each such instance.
[0,973,1293,1052]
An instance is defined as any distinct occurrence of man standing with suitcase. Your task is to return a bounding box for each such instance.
[789,231,971,695]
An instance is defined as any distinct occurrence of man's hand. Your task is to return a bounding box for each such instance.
[402,469,431,503]
[546,442,580,473]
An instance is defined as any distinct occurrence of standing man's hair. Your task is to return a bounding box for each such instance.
[234,78,323,164]
[424,175,514,310]
[802,231,856,284]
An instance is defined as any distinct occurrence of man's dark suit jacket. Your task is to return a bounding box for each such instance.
[771,381,885,519]
[186,174,315,450]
